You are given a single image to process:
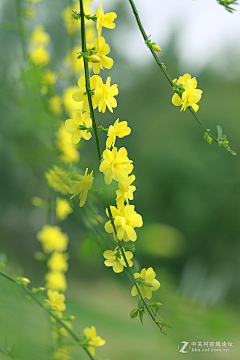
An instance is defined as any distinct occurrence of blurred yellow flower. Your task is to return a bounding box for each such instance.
[62,86,83,116]
[69,168,94,207]
[28,45,50,66]
[44,289,66,317]
[45,271,67,292]
[45,166,70,195]
[56,124,80,163]
[29,25,50,45]
[56,197,73,221]
[49,95,62,114]
[47,252,69,272]
[37,225,69,253]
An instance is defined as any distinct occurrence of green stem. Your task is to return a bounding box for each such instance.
[128,0,221,147]
[79,0,161,329]
[0,271,95,360]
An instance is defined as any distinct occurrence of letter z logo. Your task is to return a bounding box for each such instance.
[178,341,190,353]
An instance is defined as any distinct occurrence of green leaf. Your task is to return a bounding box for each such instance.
[130,309,139,318]
[139,310,144,325]
[161,321,172,328]
[0,263,5,268]
[217,125,222,140]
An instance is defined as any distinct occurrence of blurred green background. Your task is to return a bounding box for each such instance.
[0,0,240,359]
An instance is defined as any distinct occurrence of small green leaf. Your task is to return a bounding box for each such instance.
[130,309,138,318]
[0,263,5,268]
[139,310,144,325]
[161,321,172,328]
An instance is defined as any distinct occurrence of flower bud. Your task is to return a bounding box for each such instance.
[22,277,31,285]
[88,55,101,63]
[152,44,161,52]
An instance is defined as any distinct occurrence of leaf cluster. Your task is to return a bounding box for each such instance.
[216,0,238,12]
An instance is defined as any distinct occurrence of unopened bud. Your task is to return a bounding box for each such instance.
[88,55,101,63]
[152,44,161,52]
[22,277,30,285]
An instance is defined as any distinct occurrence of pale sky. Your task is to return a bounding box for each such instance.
[101,0,240,76]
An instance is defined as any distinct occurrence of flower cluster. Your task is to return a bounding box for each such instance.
[172,73,203,112]
[28,25,50,66]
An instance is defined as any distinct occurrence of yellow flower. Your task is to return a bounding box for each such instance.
[83,326,106,357]
[87,36,113,74]
[103,247,133,273]
[45,166,71,195]
[56,124,80,164]
[72,75,101,112]
[65,46,85,75]
[106,118,131,148]
[29,25,50,45]
[53,346,71,360]
[56,197,73,221]
[49,95,62,114]
[116,174,136,207]
[62,3,81,35]
[28,45,50,66]
[96,0,117,37]
[37,225,69,253]
[131,268,160,300]
[60,321,73,337]
[65,110,92,144]
[47,252,69,272]
[69,168,94,207]
[45,271,67,292]
[172,73,203,112]
[44,289,66,317]
[99,147,133,185]
[95,76,118,113]
[62,86,83,116]
[114,204,143,242]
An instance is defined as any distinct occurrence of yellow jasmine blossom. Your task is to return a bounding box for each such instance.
[172,73,203,112]
[26,0,42,3]
[37,225,69,253]
[47,252,69,272]
[53,346,71,360]
[65,110,92,144]
[45,271,67,292]
[62,86,83,116]
[43,69,56,85]
[131,267,160,299]
[114,204,143,242]
[72,75,101,112]
[44,289,66,317]
[103,247,133,273]
[56,124,80,164]
[62,3,81,35]
[104,205,121,240]
[60,321,73,337]
[99,147,133,185]
[83,326,106,357]
[45,166,70,195]
[49,95,62,114]
[106,118,131,148]
[28,45,50,66]
[29,25,50,45]
[96,0,117,37]
[56,197,73,221]
[116,174,136,207]
[95,76,118,113]
[87,36,113,74]
[69,168,94,207]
